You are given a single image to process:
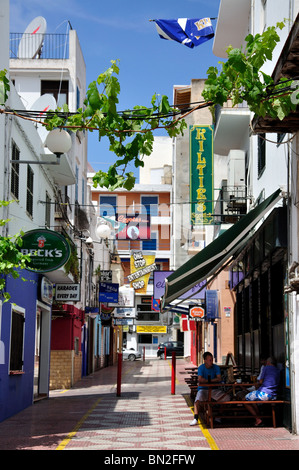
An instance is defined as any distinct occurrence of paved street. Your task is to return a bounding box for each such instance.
[0,357,298,454]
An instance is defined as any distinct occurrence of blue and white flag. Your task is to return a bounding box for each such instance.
[154,18,214,48]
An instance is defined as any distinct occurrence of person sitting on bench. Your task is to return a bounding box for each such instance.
[190,351,231,426]
[244,356,281,426]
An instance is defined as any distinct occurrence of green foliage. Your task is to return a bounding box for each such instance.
[0,23,295,191]
[202,21,296,121]
[43,60,187,190]
[0,69,10,105]
[0,201,30,302]
[64,239,80,282]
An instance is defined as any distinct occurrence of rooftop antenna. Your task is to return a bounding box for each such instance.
[29,93,57,143]
[17,16,47,59]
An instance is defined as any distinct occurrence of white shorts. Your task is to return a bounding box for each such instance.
[195,389,231,402]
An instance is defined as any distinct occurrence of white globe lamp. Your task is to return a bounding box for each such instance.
[45,128,72,158]
[96,223,111,239]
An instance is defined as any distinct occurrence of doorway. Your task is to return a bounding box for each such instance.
[34,302,51,400]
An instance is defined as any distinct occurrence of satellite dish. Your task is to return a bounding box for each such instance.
[17,16,47,59]
[30,94,57,142]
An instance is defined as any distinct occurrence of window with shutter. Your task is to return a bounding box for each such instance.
[10,310,25,372]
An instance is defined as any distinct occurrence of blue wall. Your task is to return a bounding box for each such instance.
[0,269,39,422]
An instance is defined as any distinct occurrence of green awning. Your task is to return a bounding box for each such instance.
[161,189,282,310]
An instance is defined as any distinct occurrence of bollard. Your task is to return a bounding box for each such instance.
[164,346,167,360]
[143,346,145,361]
[171,351,176,395]
[116,352,122,397]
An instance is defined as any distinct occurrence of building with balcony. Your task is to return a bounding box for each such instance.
[164,0,298,432]
[168,79,236,365]
[212,0,299,432]
[0,4,109,416]
[88,137,175,357]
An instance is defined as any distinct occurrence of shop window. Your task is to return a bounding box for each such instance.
[138,334,152,344]
[10,308,25,372]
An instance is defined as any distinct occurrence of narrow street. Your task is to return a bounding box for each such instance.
[0,357,298,454]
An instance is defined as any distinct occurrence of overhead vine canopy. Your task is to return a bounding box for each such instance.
[0,20,296,193]
[44,60,187,191]
[202,21,296,121]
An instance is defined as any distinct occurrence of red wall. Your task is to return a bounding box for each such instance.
[51,306,84,351]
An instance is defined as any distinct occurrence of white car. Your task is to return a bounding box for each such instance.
[122,347,142,361]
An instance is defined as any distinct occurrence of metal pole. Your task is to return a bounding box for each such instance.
[117,326,123,396]
[171,351,176,395]
[116,352,122,397]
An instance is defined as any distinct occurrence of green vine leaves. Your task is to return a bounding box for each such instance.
[0,22,296,192]
[0,201,30,302]
[202,21,296,122]
[43,60,187,191]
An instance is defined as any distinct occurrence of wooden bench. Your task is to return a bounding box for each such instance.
[202,399,286,428]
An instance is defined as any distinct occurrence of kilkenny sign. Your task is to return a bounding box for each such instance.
[20,229,70,273]
[190,125,214,225]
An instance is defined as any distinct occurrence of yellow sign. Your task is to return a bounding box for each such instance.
[136,325,167,334]
[128,251,156,293]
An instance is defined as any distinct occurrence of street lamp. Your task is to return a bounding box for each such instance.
[10,128,72,165]
[45,128,72,162]
[95,220,111,239]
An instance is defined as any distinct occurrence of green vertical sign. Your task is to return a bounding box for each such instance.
[190,125,214,225]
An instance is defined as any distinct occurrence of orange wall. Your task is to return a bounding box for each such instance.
[94,191,171,251]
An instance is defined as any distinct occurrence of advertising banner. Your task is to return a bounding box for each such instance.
[205,290,219,319]
[20,229,70,273]
[189,306,205,319]
[136,325,167,334]
[190,125,214,225]
[99,282,119,303]
[108,285,135,307]
[128,251,156,293]
[153,270,206,300]
[55,283,80,302]
[115,214,150,240]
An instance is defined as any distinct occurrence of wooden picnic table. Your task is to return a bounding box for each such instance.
[190,382,285,428]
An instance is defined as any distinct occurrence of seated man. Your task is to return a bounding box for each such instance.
[190,351,230,426]
[244,356,281,426]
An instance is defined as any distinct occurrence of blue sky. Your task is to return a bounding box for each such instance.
[9,0,221,180]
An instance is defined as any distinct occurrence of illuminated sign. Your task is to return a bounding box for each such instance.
[190,125,214,225]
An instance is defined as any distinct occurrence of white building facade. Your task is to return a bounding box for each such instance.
[213,0,299,433]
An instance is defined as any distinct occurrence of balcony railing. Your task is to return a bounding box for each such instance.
[10,33,69,60]
[214,184,247,226]
[214,100,249,128]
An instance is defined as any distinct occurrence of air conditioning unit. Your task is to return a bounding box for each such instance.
[227,150,245,187]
